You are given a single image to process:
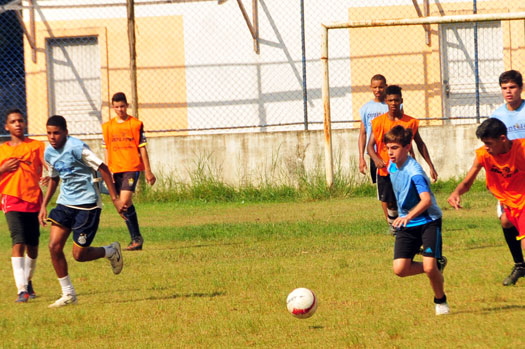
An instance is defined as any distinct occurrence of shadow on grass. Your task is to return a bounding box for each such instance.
[453,304,525,315]
[153,242,244,250]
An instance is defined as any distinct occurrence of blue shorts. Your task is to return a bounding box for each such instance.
[47,204,101,247]
[114,171,140,193]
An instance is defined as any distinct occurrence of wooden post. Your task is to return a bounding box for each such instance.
[126,0,139,118]
[321,26,333,188]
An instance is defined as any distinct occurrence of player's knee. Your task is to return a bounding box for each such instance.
[393,262,409,277]
[423,261,438,275]
[48,241,62,256]
[72,248,87,262]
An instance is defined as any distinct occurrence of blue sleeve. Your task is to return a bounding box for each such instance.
[412,175,430,195]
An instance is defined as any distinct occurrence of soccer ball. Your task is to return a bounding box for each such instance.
[286,288,318,319]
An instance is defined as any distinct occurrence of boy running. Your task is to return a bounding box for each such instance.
[102,92,156,251]
[448,118,525,274]
[39,115,125,308]
[489,70,525,285]
[385,125,449,315]
[0,109,45,302]
[367,85,438,234]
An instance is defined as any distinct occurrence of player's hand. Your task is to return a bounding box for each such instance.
[145,171,156,185]
[447,193,462,210]
[374,159,386,169]
[0,158,21,173]
[38,207,48,226]
[430,168,438,183]
[392,216,410,228]
[39,176,50,186]
[359,158,367,175]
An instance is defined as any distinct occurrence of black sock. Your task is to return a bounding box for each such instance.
[503,227,524,264]
[123,205,142,241]
[434,295,447,304]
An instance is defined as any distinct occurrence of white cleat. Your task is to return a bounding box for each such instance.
[435,302,450,315]
[48,294,77,308]
[108,241,123,274]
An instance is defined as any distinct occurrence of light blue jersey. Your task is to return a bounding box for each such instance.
[45,136,102,206]
[360,100,388,147]
[388,156,442,227]
[490,100,525,140]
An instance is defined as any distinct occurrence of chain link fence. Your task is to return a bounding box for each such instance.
[0,0,523,138]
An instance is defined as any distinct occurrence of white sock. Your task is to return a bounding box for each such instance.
[58,275,76,296]
[24,256,37,283]
[103,245,115,258]
[11,257,27,294]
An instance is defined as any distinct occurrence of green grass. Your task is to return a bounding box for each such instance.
[0,189,524,348]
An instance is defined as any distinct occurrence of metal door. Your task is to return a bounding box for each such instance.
[47,37,102,136]
[440,21,503,124]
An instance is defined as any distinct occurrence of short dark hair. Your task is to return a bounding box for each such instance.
[111,92,128,104]
[386,85,402,97]
[371,74,386,84]
[47,115,68,131]
[476,118,507,139]
[4,108,24,123]
[383,125,413,147]
[499,70,523,88]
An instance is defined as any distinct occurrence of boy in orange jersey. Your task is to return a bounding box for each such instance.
[0,109,45,302]
[448,118,525,261]
[102,92,156,251]
[367,85,438,234]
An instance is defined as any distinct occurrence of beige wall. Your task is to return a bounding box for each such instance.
[24,16,188,136]
[348,1,525,125]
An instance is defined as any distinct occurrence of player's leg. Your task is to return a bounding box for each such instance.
[6,211,30,302]
[421,219,449,315]
[392,226,423,277]
[117,171,143,250]
[500,207,525,286]
[377,175,398,234]
[23,211,40,299]
[70,207,123,275]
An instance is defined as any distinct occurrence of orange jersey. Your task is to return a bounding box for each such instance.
[102,116,146,173]
[476,139,525,214]
[371,113,419,176]
[0,138,44,204]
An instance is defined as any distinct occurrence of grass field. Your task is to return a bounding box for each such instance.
[1,190,525,348]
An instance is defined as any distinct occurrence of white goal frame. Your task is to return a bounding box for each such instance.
[321,12,525,187]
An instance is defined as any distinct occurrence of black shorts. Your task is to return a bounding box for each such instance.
[394,218,443,260]
[114,171,140,193]
[376,174,396,203]
[5,211,40,246]
[47,204,101,248]
[369,158,377,184]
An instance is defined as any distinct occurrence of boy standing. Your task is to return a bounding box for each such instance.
[385,125,449,315]
[489,70,525,286]
[367,85,438,233]
[0,109,44,302]
[358,74,388,183]
[39,115,125,308]
[102,92,156,251]
[448,118,525,274]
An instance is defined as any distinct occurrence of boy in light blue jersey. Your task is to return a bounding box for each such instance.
[384,125,449,316]
[489,70,525,286]
[358,74,388,183]
[38,115,126,308]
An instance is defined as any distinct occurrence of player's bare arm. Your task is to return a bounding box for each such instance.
[139,146,156,185]
[392,191,431,228]
[367,133,386,168]
[38,176,59,226]
[413,131,438,182]
[358,122,367,174]
[98,163,127,217]
[447,158,483,209]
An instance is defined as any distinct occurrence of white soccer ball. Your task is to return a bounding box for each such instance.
[286,288,318,319]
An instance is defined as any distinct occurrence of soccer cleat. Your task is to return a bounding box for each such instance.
[48,294,77,308]
[125,239,143,251]
[435,302,450,315]
[437,256,448,273]
[109,241,124,274]
[15,291,29,303]
[27,280,36,299]
[502,264,525,286]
